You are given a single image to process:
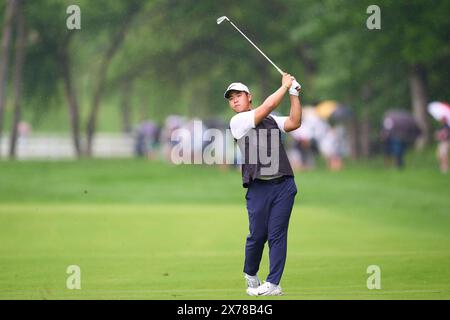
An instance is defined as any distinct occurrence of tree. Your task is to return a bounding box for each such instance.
[0,0,18,157]
[85,1,142,156]
[58,32,83,157]
[8,0,26,158]
[289,0,450,153]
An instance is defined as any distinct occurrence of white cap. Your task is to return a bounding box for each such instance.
[224,82,250,99]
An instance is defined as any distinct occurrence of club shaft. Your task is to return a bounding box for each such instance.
[228,20,284,75]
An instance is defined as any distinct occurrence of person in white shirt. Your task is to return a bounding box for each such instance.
[225,73,302,296]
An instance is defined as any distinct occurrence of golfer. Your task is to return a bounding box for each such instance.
[225,73,302,296]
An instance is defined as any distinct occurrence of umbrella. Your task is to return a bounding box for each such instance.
[427,101,450,125]
[330,105,353,122]
[383,110,421,143]
[139,121,158,137]
[316,100,338,119]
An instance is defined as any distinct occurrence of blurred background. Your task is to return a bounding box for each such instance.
[0,0,449,299]
[0,0,448,169]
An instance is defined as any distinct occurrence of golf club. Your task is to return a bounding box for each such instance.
[217,16,301,90]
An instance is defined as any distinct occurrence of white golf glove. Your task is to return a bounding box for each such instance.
[289,80,301,96]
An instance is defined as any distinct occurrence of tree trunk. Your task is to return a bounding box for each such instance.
[0,0,19,157]
[259,60,271,100]
[120,79,132,134]
[292,45,316,99]
[9,0,25,159]
[139,94,149,122]
[410,64,430,149]
[59,35,82,158]
[348,117,359,159]
[85,18,134,156]
[359,110,371,158]
[294,45,317,75]
[359,84,373,158]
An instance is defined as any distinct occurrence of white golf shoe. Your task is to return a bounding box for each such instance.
[249,281,283,296]
[244,273,261,296]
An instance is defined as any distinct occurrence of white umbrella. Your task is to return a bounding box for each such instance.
[428,101,450,125]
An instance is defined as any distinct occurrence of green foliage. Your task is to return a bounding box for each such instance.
[1,0,448,131]
[287,0,448,128]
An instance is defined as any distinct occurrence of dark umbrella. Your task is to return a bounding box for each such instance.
[139,121,158,137]
[383,110,421,143]
[330,105,353,122]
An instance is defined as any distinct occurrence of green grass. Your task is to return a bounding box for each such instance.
[0,157,449,299]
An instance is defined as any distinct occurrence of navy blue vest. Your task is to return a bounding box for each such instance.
[236,116,294,188]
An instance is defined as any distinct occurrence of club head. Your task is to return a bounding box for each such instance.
[216,16,229,25]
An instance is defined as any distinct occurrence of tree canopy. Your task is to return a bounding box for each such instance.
[0,0,448,156]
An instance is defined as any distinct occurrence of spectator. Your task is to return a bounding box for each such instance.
[320,126,346,171]
[380,111,420,170]
[435,117,450,174]
[160,115,186,162]
[134,121,160,159]
[381,127,407,169]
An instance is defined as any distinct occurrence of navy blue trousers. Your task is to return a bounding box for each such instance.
[244,176,297,285]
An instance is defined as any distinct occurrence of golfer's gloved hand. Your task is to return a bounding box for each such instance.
[289,80,301,96]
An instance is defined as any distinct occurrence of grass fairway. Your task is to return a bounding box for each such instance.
[0,158,449,299]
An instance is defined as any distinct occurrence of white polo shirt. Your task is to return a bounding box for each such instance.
[229,110,288,140]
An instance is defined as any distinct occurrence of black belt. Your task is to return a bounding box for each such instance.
[254,175,290,184]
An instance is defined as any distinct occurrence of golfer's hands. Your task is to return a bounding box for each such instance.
[289,80,301,96]
[282,73,294,90]
[282,73,301,95]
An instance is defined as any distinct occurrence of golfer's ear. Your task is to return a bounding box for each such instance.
[247,93,252,103]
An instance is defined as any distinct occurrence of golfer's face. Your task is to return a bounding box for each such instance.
[228,91,251,113]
